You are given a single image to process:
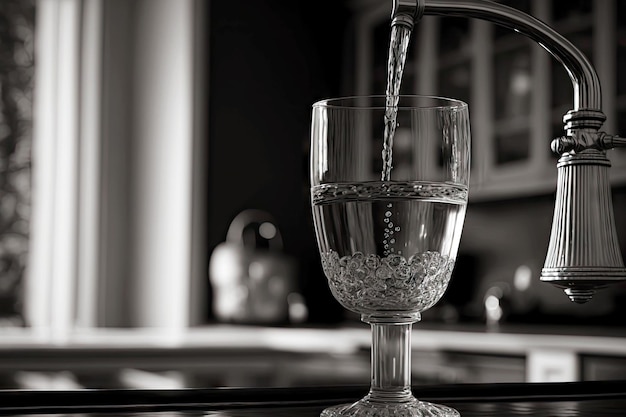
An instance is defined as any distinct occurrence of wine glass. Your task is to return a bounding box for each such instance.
[310,95,470,417]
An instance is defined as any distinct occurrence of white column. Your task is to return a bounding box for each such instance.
[28,0,81,343]
[76,0,104,329]
[28,0,205,338]
[129,0,196,330]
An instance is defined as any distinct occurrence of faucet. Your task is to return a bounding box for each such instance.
[392,0,626,303]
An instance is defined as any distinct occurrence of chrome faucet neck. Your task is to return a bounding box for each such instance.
[421,0,601,111]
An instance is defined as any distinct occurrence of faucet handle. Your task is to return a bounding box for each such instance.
[551,131,626,155]
[551,132,600,154]
[598,133,626,150]
[551,136,583,154]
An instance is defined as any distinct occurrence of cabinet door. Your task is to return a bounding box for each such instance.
[582,355,626,381]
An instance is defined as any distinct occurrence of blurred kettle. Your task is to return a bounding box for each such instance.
[209,209,300,324]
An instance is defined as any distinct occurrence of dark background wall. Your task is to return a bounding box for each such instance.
[207,0,350,323]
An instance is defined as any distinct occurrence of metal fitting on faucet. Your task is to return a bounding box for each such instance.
[552,131,626,154]
[391,0,424,29]
[598,133,626,150]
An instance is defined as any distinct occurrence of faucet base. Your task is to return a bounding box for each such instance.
[542,150,626,303]
[541,270,626,303]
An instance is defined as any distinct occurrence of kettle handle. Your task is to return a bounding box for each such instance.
[226,209,283,251]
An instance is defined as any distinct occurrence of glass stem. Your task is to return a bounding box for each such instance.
[364,314,419,403]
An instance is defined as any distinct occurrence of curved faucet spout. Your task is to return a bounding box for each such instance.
[422,0,601,112]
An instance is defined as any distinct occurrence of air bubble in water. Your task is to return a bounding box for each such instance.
[320,251,454,313]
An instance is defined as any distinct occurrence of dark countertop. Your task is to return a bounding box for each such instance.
[0,381,625,416]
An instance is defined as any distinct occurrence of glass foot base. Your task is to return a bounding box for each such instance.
[321,398,460,417]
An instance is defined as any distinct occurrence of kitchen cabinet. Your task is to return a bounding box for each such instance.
[347,0,626,201]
